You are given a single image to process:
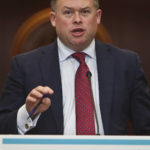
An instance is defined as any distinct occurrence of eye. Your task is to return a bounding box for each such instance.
[64,10,72,15]
[81,9,90,15]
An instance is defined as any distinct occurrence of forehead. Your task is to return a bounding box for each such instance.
[56,0,95,9]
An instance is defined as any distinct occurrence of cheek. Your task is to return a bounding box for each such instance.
[57,17,70,29]
[55,18,71,39]
[86,18,97,31]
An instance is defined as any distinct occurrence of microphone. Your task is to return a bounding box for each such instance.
[86,71,100,135]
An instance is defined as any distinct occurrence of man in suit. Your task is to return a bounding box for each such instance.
[0,0,150,135]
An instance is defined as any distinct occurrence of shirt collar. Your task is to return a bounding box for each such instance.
[57,38,96,62]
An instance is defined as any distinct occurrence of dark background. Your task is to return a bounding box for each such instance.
[0,0,150,96]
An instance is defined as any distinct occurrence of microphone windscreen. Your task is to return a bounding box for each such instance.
[86,71,92,78]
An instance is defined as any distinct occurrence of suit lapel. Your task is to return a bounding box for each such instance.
[96,41,114,135]
[39,42,63,134]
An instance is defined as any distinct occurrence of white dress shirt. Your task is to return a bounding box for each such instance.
[17,38,104,135]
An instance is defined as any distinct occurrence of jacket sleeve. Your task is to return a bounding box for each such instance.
[0,56,26,134]
[130,55,150,135]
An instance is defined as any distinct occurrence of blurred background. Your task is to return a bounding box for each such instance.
[0,0,150,96]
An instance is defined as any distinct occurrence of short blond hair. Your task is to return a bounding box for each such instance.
[50,0,100,11]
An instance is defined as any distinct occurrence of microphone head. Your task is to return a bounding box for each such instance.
[86,71,92,78]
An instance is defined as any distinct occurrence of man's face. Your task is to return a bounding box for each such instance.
[50,0,102,51]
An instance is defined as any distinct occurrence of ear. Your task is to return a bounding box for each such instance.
[96,9,102,24]
[49,11,56,27]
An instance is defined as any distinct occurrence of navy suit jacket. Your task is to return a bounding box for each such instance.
[0,40,150,135]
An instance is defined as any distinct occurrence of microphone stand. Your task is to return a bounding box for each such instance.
[86,71,100,135]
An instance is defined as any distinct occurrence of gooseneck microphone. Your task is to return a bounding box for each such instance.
[86,71,100,135]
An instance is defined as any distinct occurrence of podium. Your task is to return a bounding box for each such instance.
[1,135,150,150]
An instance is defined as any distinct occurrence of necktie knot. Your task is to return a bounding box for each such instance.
[72,52,85,64]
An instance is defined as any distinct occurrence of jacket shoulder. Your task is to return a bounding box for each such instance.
[96,40,138,57]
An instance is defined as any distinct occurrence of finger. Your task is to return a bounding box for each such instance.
[44,86,54,94]
[26,95,37,103]
[42,97,51,106]
[30,89,43,99]
[26,96,39,113]
[36,86,54,95]
[35,98,51,114]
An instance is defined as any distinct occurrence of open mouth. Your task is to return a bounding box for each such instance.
[71,28,85,37]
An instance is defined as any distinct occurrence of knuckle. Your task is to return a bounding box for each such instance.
[31,89,36,95]
[42,87,49,94]
[45,86,50,91]
[36,85,42,90]
[26,96,32,103]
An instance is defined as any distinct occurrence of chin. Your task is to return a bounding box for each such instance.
[72,38,86,45]
[71,43,87,51]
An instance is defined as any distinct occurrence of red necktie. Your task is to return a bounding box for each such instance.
[72,52,95,135]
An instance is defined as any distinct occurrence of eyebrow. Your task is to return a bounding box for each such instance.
[63,6,90,10]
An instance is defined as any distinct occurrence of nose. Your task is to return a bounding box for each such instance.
[73,12,82,24]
